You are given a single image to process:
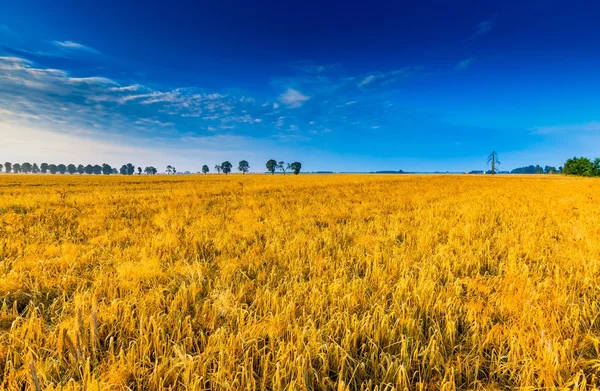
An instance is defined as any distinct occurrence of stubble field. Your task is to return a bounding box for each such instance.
[1,174,600,390]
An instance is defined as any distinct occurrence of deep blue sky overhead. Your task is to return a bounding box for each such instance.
[1,0,599,172]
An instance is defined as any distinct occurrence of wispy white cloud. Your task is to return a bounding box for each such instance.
[0,55,283,148]
[68,77,118,85]
[51,40,99,54]
[109,84,142,92]
[466,18,494,41]
[456,57,475,70]
[531,122,600,135]
[278,88,310,108]
[357,68,418,89]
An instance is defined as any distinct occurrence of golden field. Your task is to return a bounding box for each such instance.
[1,173,600,390]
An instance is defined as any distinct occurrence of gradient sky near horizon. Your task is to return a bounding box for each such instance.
[1,0,600,172]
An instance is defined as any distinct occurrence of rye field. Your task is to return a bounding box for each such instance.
[1,174,600,390]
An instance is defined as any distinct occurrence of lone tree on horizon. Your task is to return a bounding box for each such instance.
[202,165,209,174]
[277,161,288,175]
[289,162,302,175]
[238,160,250,174]
[266,159,277,174]
[487,151,501,175]
[221,161,232,175]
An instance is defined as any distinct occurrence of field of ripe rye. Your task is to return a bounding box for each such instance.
[1,174,600,390]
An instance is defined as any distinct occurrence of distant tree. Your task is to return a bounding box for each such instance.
[57,164,67,174]
[84,164,93,175]
[67,164,77,174]
[102,163,113,175]
[214,164,222,174]
[137,167,142,175]
[49,164,59,174]
[32,163,40,174]
[13,163,22,173]
[277,161,288,175]
[221,161,232,175]
[487,151,501,175]
[289,162,302,175]
[0,163,3,172]
[92,165,102,175]
[238,160,250,174]
[40,163,48,174]
[4,162,11,173]
[166,165,173,175]
[111,168,118,174]
[144,166,157,175]
[77,164,85,174]
[120,165,128,175]
[202,165,209,174]
[266,159,277,174]
[22,162,32,174]
[126,163,135,175]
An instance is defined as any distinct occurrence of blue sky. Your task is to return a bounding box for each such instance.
[1,0,600,172]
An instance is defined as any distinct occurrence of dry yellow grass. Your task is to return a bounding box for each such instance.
[1,174,600,390]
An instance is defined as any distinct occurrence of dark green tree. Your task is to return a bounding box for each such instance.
[84,164,94,175]
[57,164,67,174]
[563,157,595,176]
[214,164,221,174]
[13,163,22,173]
[4,162,11,173]
[49,164,58,174]
[93,165,102,175]
[0,163,3,172]
[202,165,209,174]
[102,163,113,175]
[67,164,77,174]
[266,159,277,174]
[289,162,302,175]
[40,163,48,174]
[22,162,32,173]
[120,165,128,175]
[32,163,40,173]
[221,161,232,175]
[126,163,135,175]
[77,164,85,174]
[137,167,142,175]
[238,160,250,174]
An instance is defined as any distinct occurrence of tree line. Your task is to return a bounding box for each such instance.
[0,159,303,175]
[0,162,158,175]
[204,160,301,175]
[510,165,561,174]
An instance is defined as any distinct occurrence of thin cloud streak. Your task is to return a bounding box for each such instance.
[51,40,100,54]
